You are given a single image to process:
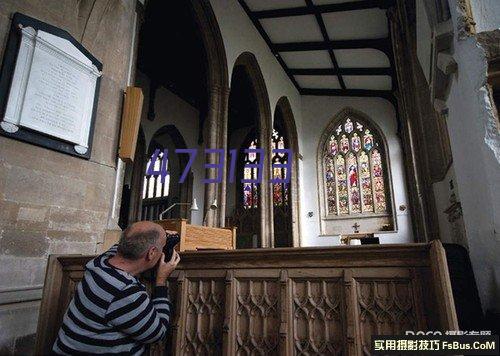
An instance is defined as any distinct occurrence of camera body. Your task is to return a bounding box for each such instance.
[163,233,180,261]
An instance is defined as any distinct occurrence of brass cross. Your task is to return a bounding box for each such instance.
[352,222,360,233]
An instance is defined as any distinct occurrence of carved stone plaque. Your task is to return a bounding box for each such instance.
[0,13,102,158]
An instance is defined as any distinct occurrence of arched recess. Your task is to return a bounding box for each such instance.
[119,126,146,229]
[188,0,229,227]
[223,52,273,247]
[143,125,193,221]
[316,107,397,236]
[273,97,301,247]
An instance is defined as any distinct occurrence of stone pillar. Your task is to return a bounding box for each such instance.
[204,84,223,227]
[218,86,230,228]
[259,117,273,248]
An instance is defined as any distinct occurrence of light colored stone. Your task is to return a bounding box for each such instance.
[48,207,107,233]
[48,241,96,255]
[4,166,87,209]
[17,206,47,222]
[0,229,49,258]
[47,230,98,243]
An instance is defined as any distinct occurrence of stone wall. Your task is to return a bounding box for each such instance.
[0,0,136,353]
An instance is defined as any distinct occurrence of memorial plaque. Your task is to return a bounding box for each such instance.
[0,13,102,158]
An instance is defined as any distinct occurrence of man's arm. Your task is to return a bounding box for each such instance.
[105,284,172,344]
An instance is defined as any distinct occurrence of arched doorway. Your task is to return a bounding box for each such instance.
[272,97,300,247]
[119,0,228,227]
[225,52,272,248]
[142,125,193,221]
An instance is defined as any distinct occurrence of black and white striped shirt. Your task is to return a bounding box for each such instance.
[53,245,172,355]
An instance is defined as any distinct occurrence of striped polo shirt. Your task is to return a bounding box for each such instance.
[53,245,172,355]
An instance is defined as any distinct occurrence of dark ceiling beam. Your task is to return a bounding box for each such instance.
[237,0,301,92]
[290,67,392,76]
[300,88,393,98]
[253,0,394,19]
[305,0,345,89]
[275,38,391,54]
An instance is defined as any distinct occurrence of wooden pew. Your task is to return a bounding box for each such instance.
[34,241,458,355]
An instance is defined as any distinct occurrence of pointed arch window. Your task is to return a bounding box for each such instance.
[272,128,289,207]
[323,116,389,217]
[242,138,259,209]
[143,150,170,199]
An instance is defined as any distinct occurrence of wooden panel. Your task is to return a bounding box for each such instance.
[180,278,226,355]
[118,86,144,163]
[290,277,345,355]
[184,224,234,250]
[155,219,236,251]
[235,276,281,354]
[35,241,458,356]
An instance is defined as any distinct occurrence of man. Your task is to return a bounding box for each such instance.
[53,221,180,355]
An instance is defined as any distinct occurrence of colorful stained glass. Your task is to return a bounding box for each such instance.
[243,138,259,209]
[340,135,349,154]
[363,130,374,151]
[325,156,336,214]
[359,151,373,212]
[329,137,338,155]
[344,118,354,133]
[324,116,388,216]
[272,127,289,207]
[336,155,348,214]
[347,153,361,213]
[351,133,361,152]
[371,149,386,212]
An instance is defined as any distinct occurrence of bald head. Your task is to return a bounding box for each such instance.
[117,221,166,260]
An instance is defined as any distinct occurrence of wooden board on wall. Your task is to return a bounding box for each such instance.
[119,86,144,163]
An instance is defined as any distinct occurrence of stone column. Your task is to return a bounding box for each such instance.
[218,86,230,228]
[204,84,223,227]
[259,118,273,248]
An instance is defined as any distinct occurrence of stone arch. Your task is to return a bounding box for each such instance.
[221,52,273,247]
[274,96,301,247]
[188,0,230,226]
[316,107,397,236]
[148,124,193,220]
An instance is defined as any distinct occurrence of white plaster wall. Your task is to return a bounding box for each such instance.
[299,96,413,247]
[208,0,303,132]
[135,71,205,225]
[470,0,500,33]
[416,0,433,83]
[432,166,459,244]
[444,0,500,312]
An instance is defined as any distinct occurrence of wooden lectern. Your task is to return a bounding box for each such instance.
[154,218,236,251]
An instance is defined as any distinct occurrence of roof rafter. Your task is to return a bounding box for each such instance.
[254,0,394,19]
[301,88,393,98]
[304,0,345,89]
[237,0,301,92]
[290,67,392,76]
[275,38,391,54]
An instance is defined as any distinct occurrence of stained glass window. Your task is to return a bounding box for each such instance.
[272,128,289,207]
[323,117,389,215]
[143,150,170,199]
[243,138,259,209]
[241,126,290,209]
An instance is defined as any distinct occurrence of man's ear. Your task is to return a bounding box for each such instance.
[146,246,157,261]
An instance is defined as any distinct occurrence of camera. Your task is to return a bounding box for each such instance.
[163,233,180,261]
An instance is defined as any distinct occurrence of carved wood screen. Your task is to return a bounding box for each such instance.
[35,241,457,355]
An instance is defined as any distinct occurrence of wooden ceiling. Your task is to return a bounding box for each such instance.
[238,0,395,100]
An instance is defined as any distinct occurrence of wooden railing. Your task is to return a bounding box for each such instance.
[35,241,458,355]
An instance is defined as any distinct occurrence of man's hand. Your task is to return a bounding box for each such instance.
[165,229,178,236]
[155,250,180,286]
